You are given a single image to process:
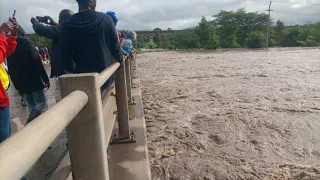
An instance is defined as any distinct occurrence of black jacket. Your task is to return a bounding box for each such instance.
[33,23,65,77]
[60,10,123,73]
[7,37,49,94]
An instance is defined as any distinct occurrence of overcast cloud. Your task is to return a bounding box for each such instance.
[0,0,320,33]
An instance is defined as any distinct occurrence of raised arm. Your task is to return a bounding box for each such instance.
[32,23,59,42]
[0,21,17,62]
[31,17,59,42]
[0,35,8,64]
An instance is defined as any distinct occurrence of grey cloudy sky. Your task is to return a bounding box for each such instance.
[0,0,320,33]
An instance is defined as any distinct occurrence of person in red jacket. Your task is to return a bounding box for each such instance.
[0,19,18,143]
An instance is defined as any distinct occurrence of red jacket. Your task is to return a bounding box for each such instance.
[0,34,17,107]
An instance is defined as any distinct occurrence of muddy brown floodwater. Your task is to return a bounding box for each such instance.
[138,48,320,180]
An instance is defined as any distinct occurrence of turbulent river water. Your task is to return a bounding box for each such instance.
[138,48,320,180]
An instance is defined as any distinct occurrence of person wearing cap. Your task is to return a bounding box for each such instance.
[106,11,120,40]
[106,11,118,26]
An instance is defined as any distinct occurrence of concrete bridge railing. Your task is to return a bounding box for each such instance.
[0,56,136,180]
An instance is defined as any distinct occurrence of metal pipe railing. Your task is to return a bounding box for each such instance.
[0,91,88,180]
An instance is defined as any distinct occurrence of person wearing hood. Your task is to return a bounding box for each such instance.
[31,9,74,78]
[7,25,50,124]
[60,0,123,88]
[0,19,18,143]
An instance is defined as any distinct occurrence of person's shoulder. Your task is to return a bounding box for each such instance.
[68,13,78,21]
[24,38,37,48]
[100,12,113,22]
[24,38,34,44]
[17,37,29,44]
[62,14,78,27]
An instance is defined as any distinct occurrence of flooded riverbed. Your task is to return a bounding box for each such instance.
[138,48,320,179]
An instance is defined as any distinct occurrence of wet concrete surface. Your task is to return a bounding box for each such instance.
[9,66,67,180]
[138,48,320,179]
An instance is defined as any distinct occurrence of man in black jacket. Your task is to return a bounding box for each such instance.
[31,9,74,78]
[7,26,50,124]
[60,0,123,89]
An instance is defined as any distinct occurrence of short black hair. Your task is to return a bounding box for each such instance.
[59,9,74,19]
[76,0,88,4]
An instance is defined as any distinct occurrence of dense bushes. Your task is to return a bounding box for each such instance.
[139,9,320,49]
[25,34,52,48]
[246,31,265,48]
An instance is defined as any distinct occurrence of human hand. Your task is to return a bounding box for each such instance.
[9,17,18,36]
[45,16,57,25]
[44,82,50,91]
[119,58,125,68]
[31,17,39,24]
[0,21,13,35]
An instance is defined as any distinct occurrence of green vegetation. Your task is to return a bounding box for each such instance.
[25,34,52,48]
[139,9,320,49]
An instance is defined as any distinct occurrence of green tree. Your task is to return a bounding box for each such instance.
[297,35,318,46]
[153,28,162,31]
[246,31,265,48]
[195,16,220,49]
[171,28,200,49]
[275,20,285,33]
[280,25,303,47]
[213,9,269,47]
[150,9,320,50]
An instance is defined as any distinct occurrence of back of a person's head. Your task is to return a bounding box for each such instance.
[126,30,136,41]
[120,31,126,38]
[76,0,88,4]
[59,9,74,21]
[76,0,97,10]
[76,0,96,9]
[106,11,118,24]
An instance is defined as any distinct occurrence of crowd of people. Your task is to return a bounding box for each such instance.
[0,0,136,178]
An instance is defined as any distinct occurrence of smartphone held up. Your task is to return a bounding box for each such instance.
[12,10,16,18]
[36,16,48,24]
